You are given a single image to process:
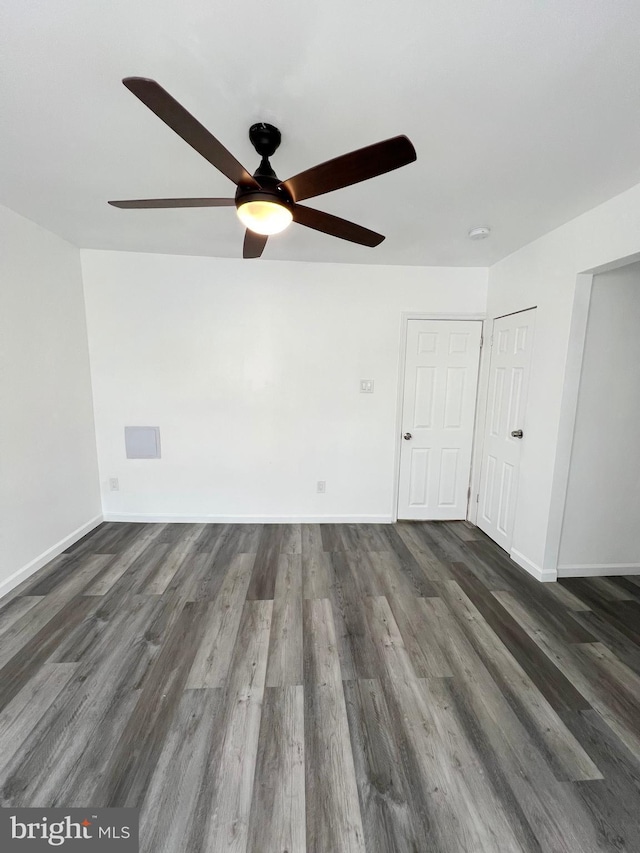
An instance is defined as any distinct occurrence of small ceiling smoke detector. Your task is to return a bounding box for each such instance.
[468,226,491,240]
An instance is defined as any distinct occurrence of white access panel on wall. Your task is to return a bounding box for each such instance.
[477,309,536,551]
[397,319,482,520]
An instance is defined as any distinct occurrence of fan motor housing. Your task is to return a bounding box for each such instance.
[234,174,293,210]
[249,123,282,158]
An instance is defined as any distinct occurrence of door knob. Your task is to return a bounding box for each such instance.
[511,429,523,439]
[403,432,412,440]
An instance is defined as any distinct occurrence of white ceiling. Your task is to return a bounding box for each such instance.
[2,0,640,266]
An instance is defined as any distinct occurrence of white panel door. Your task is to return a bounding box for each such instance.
[397,320,482,520]
[477,309,536,550]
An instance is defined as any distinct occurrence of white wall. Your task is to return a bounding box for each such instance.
[0,205,101,596]
[81,250,487,521]
[558,262,640,574]
[478,180,640,579]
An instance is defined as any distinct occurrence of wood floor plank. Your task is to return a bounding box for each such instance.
[437,675,606,853]
[116,542,173,596]
[341,549,381,597]
[85,526,167,596]
[570,608,640,676]
[0,595,164,807]
[301,523,323,554]
[573,643,640,760]
[247,685,306,853]
[586,577,639,602]
[419,676,542,852]
[224,599,273,696]
[57,593,163,683]
[302,523,332,599]
[466,536,543,590]
[394,523,455,584]
[338,523,389,553]
[60,522,129,559]
[605,577,640,602]
[388,594,453,678]
[561,709,640,852]
[202,683,264,853]
[495,590,640,760]
[22,555,78,597]
[363,595,416,686]
[235,523,264,554]
[344,678,427,852]
[329,552,378,679]
[450,562,592,713]
[139,688,224,853]
[191,523,226,553]
[246,524,284,600]
[187,525,249,600]
[199,600,273,853]
[0,663,78,770]
[414,522,476,568]
[304,681,365,853]
[378,525,439,597]
[320,523,342,553]
[0,596,43,636]
[492,579,598,646]
[302,550,332,600]
[420,525,510,590]
[138,543,193,596]
[381,669,534,853]
[365,551,414,598]
[439,580,602,782]
[561,581,640,646]
[51,592,154,668]
[399,596,605,851]
[97,600,212,807]
[281,523,302,554]
[303,598,342,688]
[0,554,111,670]
[186,553,255,689]
[543,580,593,612]
[443,520,484,542]
[266,554,303,687]
[0,595,95,712]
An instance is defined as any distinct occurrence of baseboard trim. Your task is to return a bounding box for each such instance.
[0,514,104,601]
[510,548,557,583]
[557,563,640,578]
[103,513,394,524]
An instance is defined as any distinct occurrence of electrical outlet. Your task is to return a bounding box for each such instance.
[109,477,119,492]
[317,480,326,494]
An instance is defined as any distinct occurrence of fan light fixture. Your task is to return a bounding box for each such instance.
[237,200,293,235]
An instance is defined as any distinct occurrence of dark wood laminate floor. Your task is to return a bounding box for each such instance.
[1,521,640,852]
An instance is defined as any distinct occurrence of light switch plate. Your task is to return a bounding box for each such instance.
[360,379,374,393]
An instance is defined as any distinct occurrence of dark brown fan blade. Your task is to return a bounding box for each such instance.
[281,135,416,203]
[292,204,384,247]
[243,230,268,259]
[108,198,236,209]
[123,78,259,188]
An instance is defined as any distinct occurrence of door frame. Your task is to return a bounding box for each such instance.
[392,312,487,523]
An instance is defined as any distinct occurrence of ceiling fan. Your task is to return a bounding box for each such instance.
[109,78,417,259]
